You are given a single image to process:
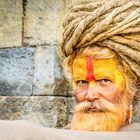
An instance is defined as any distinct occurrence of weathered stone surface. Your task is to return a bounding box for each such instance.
[133,99,140,123]
[67,97,75,124]
[24,0,72,46]
[0,96,70,128]
[0,48,35,96]
[33,46,69,96]
[0,0,22,48]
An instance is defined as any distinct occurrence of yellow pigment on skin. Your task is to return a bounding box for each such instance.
[72,56,125,93]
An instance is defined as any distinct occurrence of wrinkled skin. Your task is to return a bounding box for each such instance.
[71,56,128,131]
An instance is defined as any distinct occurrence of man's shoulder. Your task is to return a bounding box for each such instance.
[120,123,140,131]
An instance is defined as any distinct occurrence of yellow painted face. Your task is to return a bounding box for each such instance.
[72,56,125,93]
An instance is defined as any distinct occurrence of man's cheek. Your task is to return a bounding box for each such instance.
[73,81,87,102]
[75,90,87,102]
[74,85,87,102]
[112,92,124,104]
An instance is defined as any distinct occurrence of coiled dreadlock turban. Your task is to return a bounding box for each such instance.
[61,0,140,79]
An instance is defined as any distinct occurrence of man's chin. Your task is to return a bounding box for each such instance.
[71,110,126,131]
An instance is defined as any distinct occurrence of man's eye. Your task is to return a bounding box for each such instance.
[102,79,111,83]
[97,79,112,86]
[76,80,89,86]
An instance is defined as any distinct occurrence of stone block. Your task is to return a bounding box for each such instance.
[67,97,75,124]
[24,0,72,46]
[0,0,22,48]
[33,46,69,96]
[0,96,69,128]
[0,48,35,96]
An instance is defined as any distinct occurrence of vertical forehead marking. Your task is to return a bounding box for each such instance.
[86,57,95,81]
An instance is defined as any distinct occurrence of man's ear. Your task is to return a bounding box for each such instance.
[128,105,133,125]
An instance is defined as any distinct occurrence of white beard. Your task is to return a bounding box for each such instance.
[71,111,127,131]
[71,99,128,131]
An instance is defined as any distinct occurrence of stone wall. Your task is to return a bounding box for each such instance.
[0,0,140,128]
[0,0,73,128]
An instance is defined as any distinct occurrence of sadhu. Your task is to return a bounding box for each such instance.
[61,0,140,131]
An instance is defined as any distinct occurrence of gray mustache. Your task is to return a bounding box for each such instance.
[74,99,121,113]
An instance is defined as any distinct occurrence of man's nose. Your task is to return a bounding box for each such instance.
[85,83,100,101]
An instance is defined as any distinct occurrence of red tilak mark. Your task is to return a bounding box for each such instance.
[86,57,95,82]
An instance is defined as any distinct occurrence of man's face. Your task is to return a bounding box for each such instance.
[71,56,128,131]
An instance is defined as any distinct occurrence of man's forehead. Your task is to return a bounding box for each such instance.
[73,56,117,68]
[72,56,118,81]
[72,55,125,91]
[73,56,87,67]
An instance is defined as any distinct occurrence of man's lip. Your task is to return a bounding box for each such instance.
[87,107,98,112]
[86,107,103,112]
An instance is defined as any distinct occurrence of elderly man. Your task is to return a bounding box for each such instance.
[61,0,140,131]
[0,0,140,139]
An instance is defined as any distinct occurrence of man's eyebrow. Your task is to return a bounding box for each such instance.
[73,76,86,81]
